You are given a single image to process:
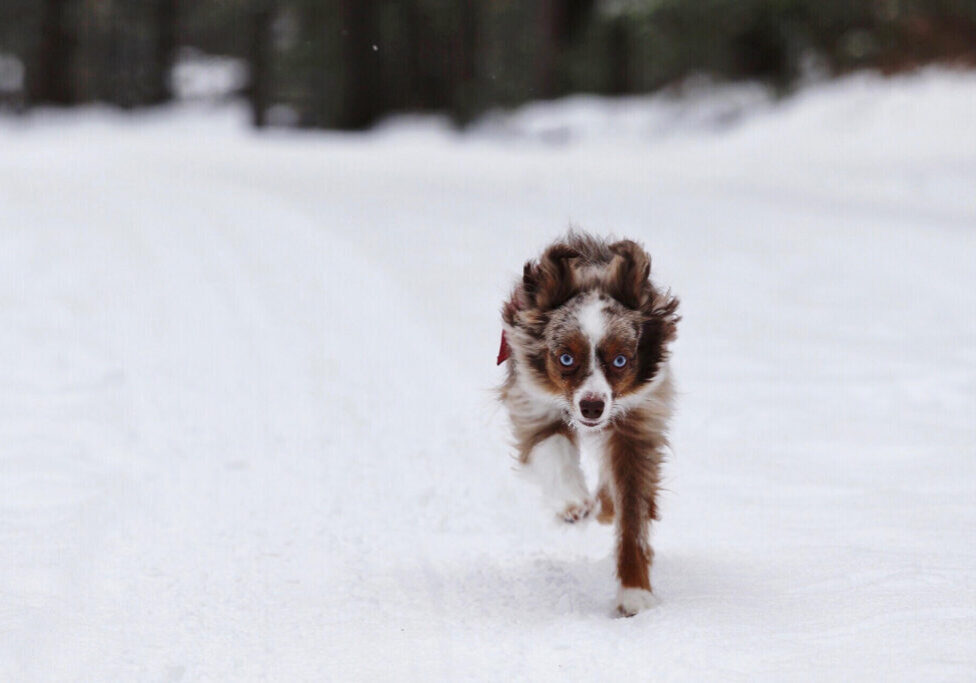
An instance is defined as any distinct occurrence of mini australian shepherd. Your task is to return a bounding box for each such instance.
[498,231,679,616]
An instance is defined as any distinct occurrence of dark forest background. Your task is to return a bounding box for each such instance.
[1,0,974,129]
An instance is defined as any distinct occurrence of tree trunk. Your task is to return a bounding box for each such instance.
[606,15,631,95]
[338,0,380,130]
[30,0,76,105]
[537,0,560,99]
[403,1,431,110]
[148,0,179,105]
[450,0,481,124]
[248,5,273,127]
[538,0,595,99]
[562,0,595,44]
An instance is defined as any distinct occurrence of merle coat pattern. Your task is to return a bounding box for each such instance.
[499,232,679,616]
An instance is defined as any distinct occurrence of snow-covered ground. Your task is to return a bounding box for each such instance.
[1,69,975,680]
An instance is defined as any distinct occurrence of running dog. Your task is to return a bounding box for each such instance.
[498,232,679,616]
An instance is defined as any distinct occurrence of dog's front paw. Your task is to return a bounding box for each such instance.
[616,587,658,617]
[559,498,595,524]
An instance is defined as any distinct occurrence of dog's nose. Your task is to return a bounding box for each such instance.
[579,398,605,420]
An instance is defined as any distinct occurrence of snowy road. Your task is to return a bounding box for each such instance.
[2,71,975,680]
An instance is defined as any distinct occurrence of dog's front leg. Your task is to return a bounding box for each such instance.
[521,431,593,523]
[608,432,661,616]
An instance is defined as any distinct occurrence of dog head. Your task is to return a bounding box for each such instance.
[502,234,679,432]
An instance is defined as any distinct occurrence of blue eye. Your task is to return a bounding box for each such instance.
[559,353,575,367]
[613,355,627,368]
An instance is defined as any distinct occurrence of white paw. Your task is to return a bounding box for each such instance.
[616,587,658,617]
[559,498,595,524]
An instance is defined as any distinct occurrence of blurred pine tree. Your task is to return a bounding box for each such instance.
[0,0,973,125]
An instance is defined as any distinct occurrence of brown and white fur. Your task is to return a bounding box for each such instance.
[499,232,679,617]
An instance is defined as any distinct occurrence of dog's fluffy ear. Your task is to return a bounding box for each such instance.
[521,244,579,312]
[637,291,680,383]
[606,240,651,309]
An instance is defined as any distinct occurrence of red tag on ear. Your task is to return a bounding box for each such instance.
[496,331,511,365]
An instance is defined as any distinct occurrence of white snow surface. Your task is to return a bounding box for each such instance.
[2,70,975,680]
